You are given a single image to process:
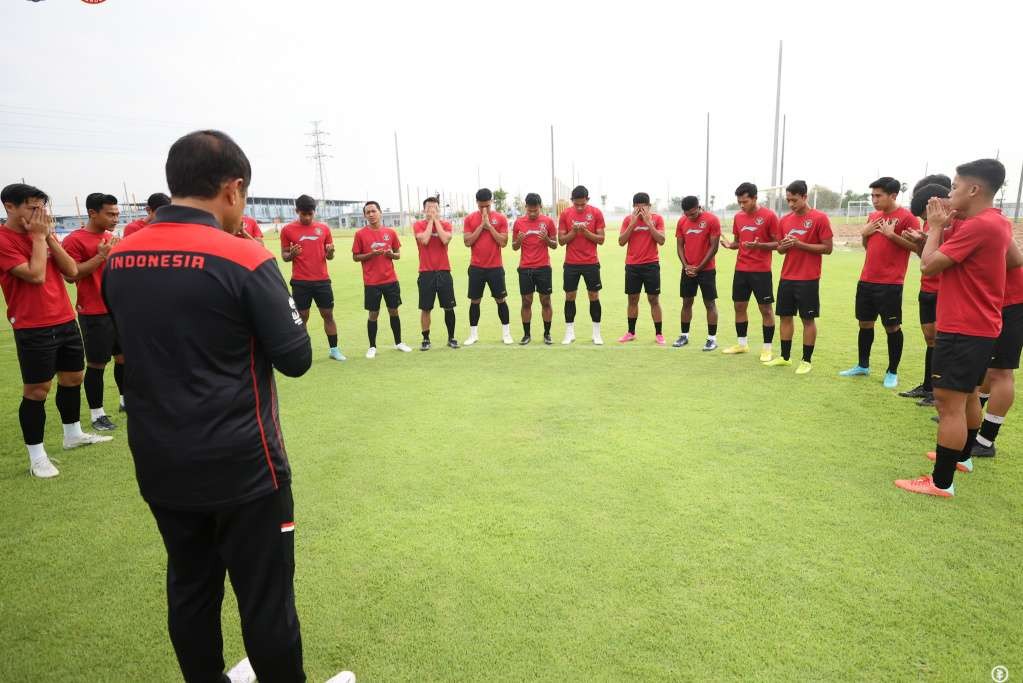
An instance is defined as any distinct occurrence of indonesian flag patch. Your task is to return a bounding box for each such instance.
[280,522,295,533]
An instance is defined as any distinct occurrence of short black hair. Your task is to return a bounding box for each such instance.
[785,180,808,196]
[165,130,251,200]
[912,174,952,195]
[869,177,901,194]
[681,196,700,212]
[423,196,439,208]
[524,193,542,207]
[734,182,758,199]
[1,183,49,207]
[146,192,171,210]
[85,192,118,213]
[363,201,381,212]
[295,195,316,212]
[571,185,588,200]
[910,183,950,219]
[955,158,1005,196]
[476,188,492,202]
[632,192,650,205]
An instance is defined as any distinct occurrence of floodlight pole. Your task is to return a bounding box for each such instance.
[1014,159,1023,222]
[704,112,710,209]
[550,125,557,215]
[394,131,405,228]
[779,115,787,191]
[770,40,783,212]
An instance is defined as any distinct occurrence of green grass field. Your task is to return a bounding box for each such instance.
[1,231,1021,682]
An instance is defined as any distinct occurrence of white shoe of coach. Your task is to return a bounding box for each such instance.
[226,658,256,683]
[29,455,60,479]
[324,672,356,683]
[63,432,113,450]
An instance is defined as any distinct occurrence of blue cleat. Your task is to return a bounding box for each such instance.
[883,372,898,389]
[838,365,870,377]
[328,348,347,361]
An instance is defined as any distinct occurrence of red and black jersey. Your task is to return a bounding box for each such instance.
[102,205,312,511]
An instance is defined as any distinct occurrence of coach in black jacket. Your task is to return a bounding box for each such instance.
[104,130,312,682]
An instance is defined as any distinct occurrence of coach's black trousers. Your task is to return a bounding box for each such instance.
[149,485,305,683]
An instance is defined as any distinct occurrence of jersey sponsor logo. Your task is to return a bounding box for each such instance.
[740,226,759,233]
[787,229,808,237]
[107,253,206,270]
[686,228,704,235]
[370,241,390,250]
[298,235,320,242]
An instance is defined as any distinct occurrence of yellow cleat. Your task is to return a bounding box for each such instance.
[763,357,791,367]
[795,361,812,375]
[721,344,749,355]
[759,348,773,363]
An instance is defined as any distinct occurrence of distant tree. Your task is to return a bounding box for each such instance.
[670,196,684,212]
[494,187,508,213]
[725,202,740,211]
[512,195,525,215]
[810,185,841,210]
[841,190,869,209]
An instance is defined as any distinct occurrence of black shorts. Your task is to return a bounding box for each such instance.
[918,291,938,326]
[78,313,121,364]
[291,279,333,311]
[417,270,456,311]
[467,266,507,300]
[681,269,717,300]
[932,332,997,393]
[364,281,402,311]
[776,279,820,319]
[990,304,1023,370]
[13,320,85,385]
[563,263,602,292]
[732,271,774,305]
[624,263,661,295]
[518,266,553,296]
[855,281,903,326]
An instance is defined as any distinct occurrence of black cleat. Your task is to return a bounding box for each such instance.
[420,340,432,351]
[899,384,929,399]
[447,338,459,349]
[519,335,531,346]
[92,415,117,431]
[672,335,689,348]
[917,394,935,407]
[971,442,996,458]
[543,333,553,345]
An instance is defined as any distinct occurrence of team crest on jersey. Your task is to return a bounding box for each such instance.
[803,219,812,228]
[699,221,707,229]
[315,227,323,236]
[755,217,764,225]
[586,213,592,221]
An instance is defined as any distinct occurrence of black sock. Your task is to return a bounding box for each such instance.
[979,415,1004,445]
[763,325,775,344]
[523,322,531,336]
[781,339,792,360]
[682,321,691,334]
[444,309,456,340]
[565,300,577,324]
[84,366,104,410]
[932,444,960,489]
[368,319,378,347]
[708,324,717,336]
[980,395,990,409]
[923,346,934,391]
[19,397,45,445]
[113,362,124,396]
[655,321,663,335]
[589,300,601,323]
[55,384,80,425]
[959,429,979,463]
[857,328,874,368]
[628,317,637,334]
[886,329,904,374]
[390,315,401,344]
[543,320,552,335]
[736,321,749,338]
[422,329,430,341]
[497,302,510,326]
[469,303,481,327]
[802,344,814,362]
[327,334,338,348]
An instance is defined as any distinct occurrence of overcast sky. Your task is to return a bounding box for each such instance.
[2,0,1021,216]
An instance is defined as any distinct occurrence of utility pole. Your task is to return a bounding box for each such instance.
[704,112,710,209]
[394,131,405,228]
[307,121,331,204]
[770,41,783,212]
[550,125,556,215]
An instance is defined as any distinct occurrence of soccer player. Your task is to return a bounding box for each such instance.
[1,183,111,479]
[62,192,124,428]
[674,195,720,350]
[280,194,345,361]
[763,180,833,374]
[838,177,919,388]
[239,214,264,244]
[558,185,605,345]
[896,158,1018,497]
[618,192,666,344]
[463,188,512,346]
[719,182,781,361]
[414,196,458,350]
[102,130,353,682]
[512,193,557,345]
[352,201,411,358]
[122,192,170,237]
[899,178,952,407]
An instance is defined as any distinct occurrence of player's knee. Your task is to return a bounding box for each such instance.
[587,292,599,302]
[884,324,901,334]
[114,355,125,364]
[86,361,106,370]
[57,370,84,387]
[23,382,51,401]
[858,321,874,329]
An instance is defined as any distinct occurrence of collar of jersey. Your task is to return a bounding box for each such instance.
[152,205,222,230]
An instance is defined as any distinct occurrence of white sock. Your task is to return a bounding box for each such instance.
[681,333,689,339]
[62,421,85,439]
[469,326,478,337]
[708,335,717,342]
[763,342,772,351]
[27,443,47,463]
[738,337,748,346]
[119,395,125,407]
[591,322,600,335]
[501,324,511,336]
[565,322,575,334]
[90,408,106,421]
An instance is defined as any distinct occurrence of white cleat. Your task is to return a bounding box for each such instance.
[395,342,412,353]
[502,334,514,345]
[30,456,60,479]
[63,432,113,450]
[226,657,257,683]
[561,332,575,345]
[592,334,604,345]
[324,672,356,683]
[365,347,377,359]
[463,335,478,346]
